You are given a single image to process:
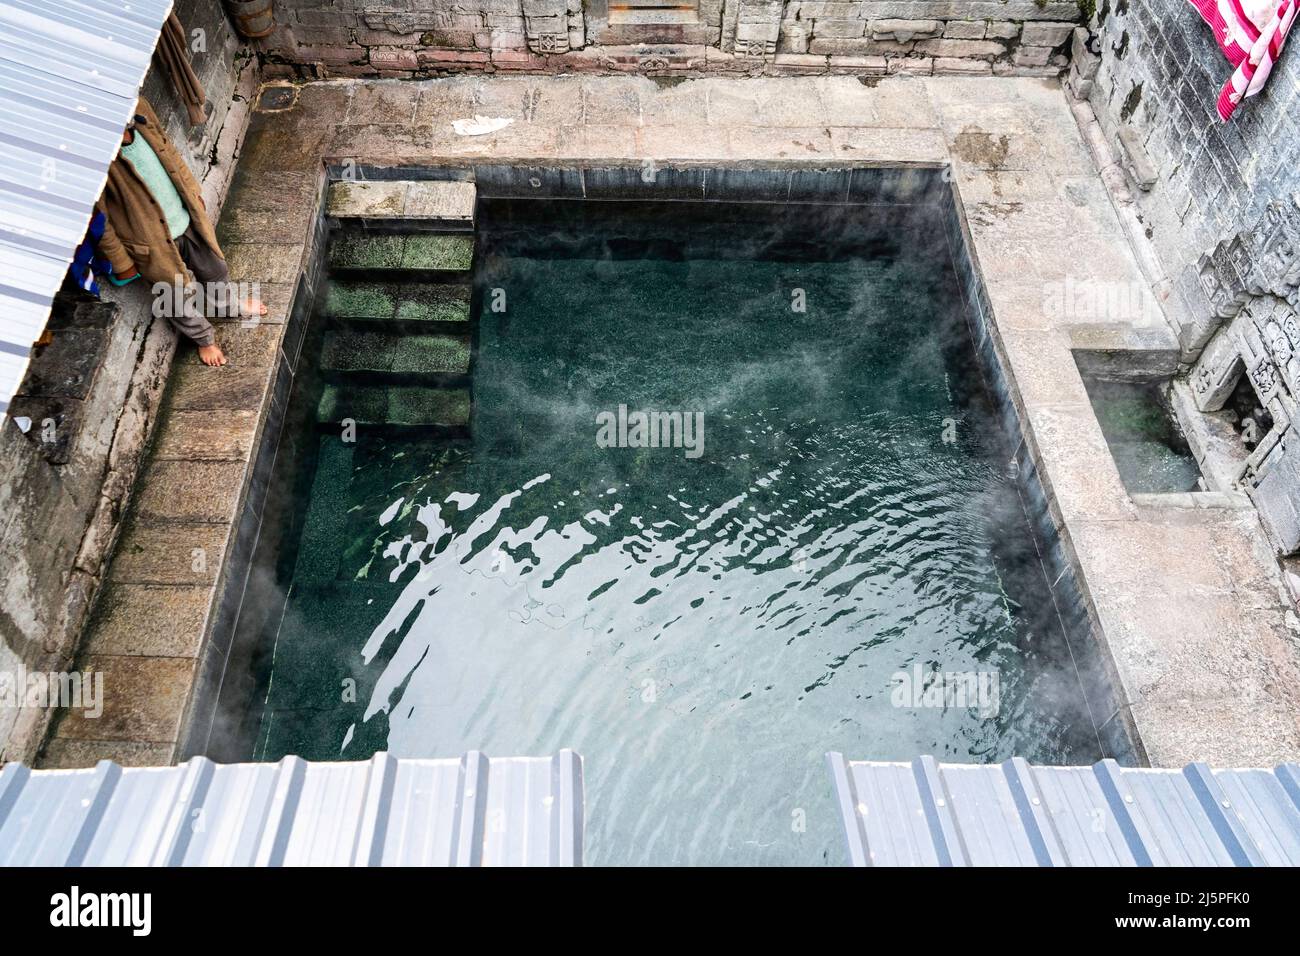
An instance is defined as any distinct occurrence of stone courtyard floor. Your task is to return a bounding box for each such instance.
[39,74,1300,770]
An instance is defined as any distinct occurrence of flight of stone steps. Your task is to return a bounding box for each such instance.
[317,179,477,436]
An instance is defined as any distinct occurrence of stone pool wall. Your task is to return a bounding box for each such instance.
[0,0,259,763]
[259,0,1083,77]
[1076,0,1300,559]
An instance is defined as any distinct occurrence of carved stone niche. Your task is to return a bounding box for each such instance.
[1242,297,1300,426]
[730,0,781,58]
[526,30,570,53]
[523,0,571,53]
[1187,288,1300,556]
[1190,318,1246,412]
[1194,295,1299,416]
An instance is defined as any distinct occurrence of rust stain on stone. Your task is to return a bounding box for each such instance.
[951,125,1010,170]
[970,201,1024,225]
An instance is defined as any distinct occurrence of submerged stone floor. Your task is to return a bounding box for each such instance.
[39,74,1300,770]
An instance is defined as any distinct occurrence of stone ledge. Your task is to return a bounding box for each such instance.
[133,461,248,525]
[165,363,278,412]
[107,522,230,587]
[39,738,175,768]
[327,178,477,220]
[82,584,213,658]
[1130,491,1255,511]
[152,410,259,462]
[53,655,197,745]
[1022,405,1139,523]
[178,324,282,368]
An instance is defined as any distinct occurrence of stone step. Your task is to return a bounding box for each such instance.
[324,279,471,325]
[292,436,355,586]
[327,180,475,223]
[316,383,471,428]
[328,233,474,273]
[320,330,471,377]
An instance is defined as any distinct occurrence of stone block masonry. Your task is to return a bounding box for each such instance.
[263,0,1083,78]
[0,0,259,763]
[1087,0,1300,270]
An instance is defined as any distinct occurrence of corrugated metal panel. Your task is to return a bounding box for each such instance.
[0,751,584,866]
[0,0,173,413]
[827,753,1300,866]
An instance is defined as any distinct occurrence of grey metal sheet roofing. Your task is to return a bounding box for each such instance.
[827,753,1300,866]
[0,0,173,413]
[0,750,584,866]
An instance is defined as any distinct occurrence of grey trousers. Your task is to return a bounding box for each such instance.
[171,225,230,347]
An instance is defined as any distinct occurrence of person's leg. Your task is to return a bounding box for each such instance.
[176,226,267,321]
[171,228,225,366]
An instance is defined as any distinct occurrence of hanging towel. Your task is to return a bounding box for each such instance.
[155,11,207,126]
[68,211,107,295]
[67,211,135,295]
[1188,0,1298,120]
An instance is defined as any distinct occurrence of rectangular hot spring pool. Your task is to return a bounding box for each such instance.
[197,169,1125,866]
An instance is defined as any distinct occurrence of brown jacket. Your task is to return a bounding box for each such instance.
[95,96,222,284]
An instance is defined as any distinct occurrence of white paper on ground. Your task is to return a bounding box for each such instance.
[451,115,513,135]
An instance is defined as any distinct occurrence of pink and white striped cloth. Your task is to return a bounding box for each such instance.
[1188,0,1298,120]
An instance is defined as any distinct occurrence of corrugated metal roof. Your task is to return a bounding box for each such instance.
[0,0,173,414]
[827,753,1300,866]
[0,751,584,866]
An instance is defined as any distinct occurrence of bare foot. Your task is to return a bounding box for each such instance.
[198,343,227,367]
[242,297,268,317]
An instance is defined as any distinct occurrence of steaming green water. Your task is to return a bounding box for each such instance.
[1086,379,1202,494]
[246,201,1104,865]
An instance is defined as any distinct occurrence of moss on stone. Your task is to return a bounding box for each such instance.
[388,386,470,426]
[316,384,470,426]
[403,235,474,271]
[321,331,471,375]
[328,234,405,270]
[326,280,471,322]
[327,233,473,272]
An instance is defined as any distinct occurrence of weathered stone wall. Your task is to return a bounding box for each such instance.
[0,0,258,762]
[262,0,1082,76]
[1080,0,1300,559]
[1086,0,1300,276]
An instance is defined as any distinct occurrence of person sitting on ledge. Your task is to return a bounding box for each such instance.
[95,96,265,367]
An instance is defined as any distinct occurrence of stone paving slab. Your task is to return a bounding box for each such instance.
[55,655,195,744]
[39,739,175,769]
[133,461,246,525]
[223,242,306,285]
[107,523,229,588]
[177,324,282,368]
[82,585,212,658]
[152,410,258,462]
[165,364,277,412]
[43,74,1300,771]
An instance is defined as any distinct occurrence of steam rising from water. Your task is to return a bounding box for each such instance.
[255,201,1102,865]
